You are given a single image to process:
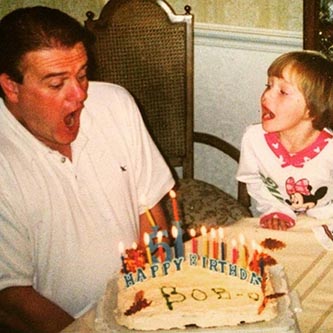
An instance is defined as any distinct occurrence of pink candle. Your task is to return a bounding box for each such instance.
[144,233,152,265]
[169,190,180,221]
[189,228,198,254]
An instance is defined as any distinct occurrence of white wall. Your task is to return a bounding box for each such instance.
[193,24,303,198]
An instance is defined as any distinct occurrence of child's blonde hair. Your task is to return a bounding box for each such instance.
[268,50,333,130]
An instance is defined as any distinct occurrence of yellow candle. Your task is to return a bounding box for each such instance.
[145,207,156,227]
[200,225,208,257]
[144,232,153,265]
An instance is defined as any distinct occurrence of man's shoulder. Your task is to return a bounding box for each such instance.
[87,81,131,99]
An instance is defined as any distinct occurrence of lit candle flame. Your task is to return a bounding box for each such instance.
[144,232,150,246]
[189,228,196,238]
[171,225,178,238]
[218,227,224,240]
[200,225,207,236]
[210,228,216,240]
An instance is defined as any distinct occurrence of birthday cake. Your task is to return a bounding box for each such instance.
[113,254,283,331]
[96,192,291,331]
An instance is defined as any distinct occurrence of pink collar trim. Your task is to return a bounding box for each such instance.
[264,130,333,168]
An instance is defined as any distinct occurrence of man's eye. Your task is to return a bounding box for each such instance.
[49,82,64,89]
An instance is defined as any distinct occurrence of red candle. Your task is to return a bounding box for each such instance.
[169,190,180,221]
[231,239,239,264]
[189,228,198,254]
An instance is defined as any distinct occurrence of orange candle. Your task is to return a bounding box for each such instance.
[210,228,218,259]
[144,232,152,265]
[169,190,180,221]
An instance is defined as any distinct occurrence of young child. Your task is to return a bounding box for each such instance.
[237,51,333,230]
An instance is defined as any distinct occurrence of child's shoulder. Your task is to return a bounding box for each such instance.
[243,123,264,137]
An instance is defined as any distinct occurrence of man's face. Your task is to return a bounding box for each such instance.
[11,42,89,152]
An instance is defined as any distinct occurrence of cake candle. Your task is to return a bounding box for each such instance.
[145,207,156,227]
[250,240,259,273]
[144,232,153,265]
[210,228,218,259]
[201,226,209,257]
[157,230,165,263]
[169,190,180,222]
[238,234,248,268]
[132,241,140,268]
[118,241,128,273]
[218,227,225,260]
[231,239,238,264]
[171,225,184,258]
[189,228,198,254]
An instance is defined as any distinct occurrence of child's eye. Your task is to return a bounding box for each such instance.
[280,90,289,95]
[265,83,271,89]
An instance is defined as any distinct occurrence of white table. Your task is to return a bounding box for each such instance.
[62,216,333,333]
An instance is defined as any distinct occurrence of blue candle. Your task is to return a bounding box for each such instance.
[172,224,184,258]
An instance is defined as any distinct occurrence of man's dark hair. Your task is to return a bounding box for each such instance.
[0,6,94,97]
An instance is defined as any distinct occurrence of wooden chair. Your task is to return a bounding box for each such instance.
[85,0,251,232]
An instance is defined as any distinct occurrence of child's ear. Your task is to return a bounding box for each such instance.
[0,73,19,103]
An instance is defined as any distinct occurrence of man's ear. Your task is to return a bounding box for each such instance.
[0,73,19,103]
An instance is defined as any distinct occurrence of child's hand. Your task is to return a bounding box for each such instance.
[260,212,295,230]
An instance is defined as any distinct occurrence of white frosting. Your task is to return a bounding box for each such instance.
[114,257,278,331]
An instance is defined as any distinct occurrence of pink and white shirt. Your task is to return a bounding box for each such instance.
[237,124,333,226]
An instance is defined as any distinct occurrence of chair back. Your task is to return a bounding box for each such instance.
[85,0,194,178]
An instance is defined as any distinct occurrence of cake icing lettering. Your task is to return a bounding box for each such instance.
[122,254,262,288]
[160,285,262,311]
[160,286,186,310]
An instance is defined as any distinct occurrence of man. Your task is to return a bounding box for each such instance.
[0,6,174,332]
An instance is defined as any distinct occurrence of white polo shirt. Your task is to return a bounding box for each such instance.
[0,81,174,316]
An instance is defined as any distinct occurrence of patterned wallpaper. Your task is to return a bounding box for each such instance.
[166,0,302,31]
[0,0,302,32]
